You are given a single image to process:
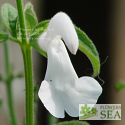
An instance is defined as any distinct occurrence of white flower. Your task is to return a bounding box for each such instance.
[38,12,102,118]
[38,12,78,55]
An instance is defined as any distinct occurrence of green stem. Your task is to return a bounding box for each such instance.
[16,0,34,124]
[21,46,34,125]
[8,36,21,45]
[7,82,17,125]
[4,41,18,125]
[4,42,9,75]
[16,0,27,45]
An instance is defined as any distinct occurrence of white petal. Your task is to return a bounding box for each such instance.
[38,32,48,52]
[45,36,78,82]
[38,80,64,118]
[46,12,79,54]
[62,76,102,117]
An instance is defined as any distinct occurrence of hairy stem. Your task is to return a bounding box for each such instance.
[16,0,28,45]
[16,0,34,124]
[21,46,34,125]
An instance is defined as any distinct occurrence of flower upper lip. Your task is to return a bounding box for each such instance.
[38,12,79,55]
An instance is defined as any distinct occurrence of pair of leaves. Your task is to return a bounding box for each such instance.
[29,20,100,77]
[1,3,100,77]
[1,2,38,40]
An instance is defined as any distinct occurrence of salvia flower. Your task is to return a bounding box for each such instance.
[38,12,102,118]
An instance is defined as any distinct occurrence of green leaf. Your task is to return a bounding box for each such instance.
[1,3,18,38]
[24,2,38,34]
[115,81,125,91]
[48,113,59,125]
[0,30,9,43]
[34,84,39,103]
[30,20,100,77]
[75,27,100,77]
[16,18,20,39]
[0,14,6,31]
[29,20,49,57]
[55,121,90,125]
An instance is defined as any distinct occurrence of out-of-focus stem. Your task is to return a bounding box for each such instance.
[4,41,18,125]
